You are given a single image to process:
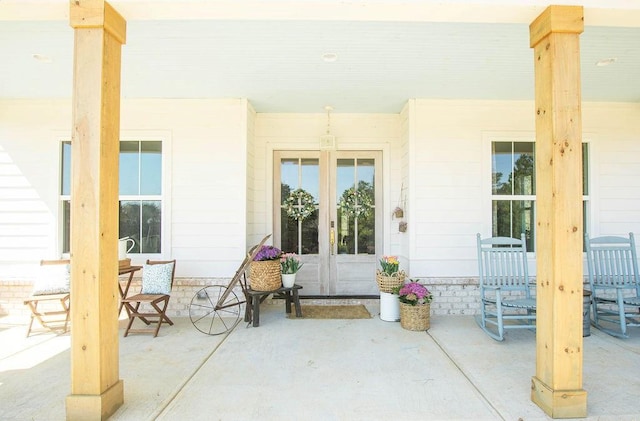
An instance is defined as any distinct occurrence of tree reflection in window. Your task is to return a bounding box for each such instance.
[336,155,376,255]
[60,140,163,254]
[280,158,319,255]
[337,180,375,255]
[492,142,535,251]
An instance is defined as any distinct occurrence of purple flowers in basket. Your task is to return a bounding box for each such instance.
[394,280,433,306]
[254,245,283,261]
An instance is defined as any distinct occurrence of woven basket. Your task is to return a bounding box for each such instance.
[249,260,282,291]
[376,270,406,293]
[400,302,431,331]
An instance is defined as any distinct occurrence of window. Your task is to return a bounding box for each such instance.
[490,141,589,252]
[60,140,163,254]
[491,142,535,250]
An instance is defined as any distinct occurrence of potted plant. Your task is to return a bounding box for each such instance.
[376,255,406,293]
[250,245,283,291]
[395,280,433,331]
[280,253,303,288]
[377,256,406,322]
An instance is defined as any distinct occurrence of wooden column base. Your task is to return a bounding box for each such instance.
[531,376,587,419]
[66,380,124,421]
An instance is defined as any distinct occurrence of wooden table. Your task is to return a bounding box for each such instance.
[244,284,303,327]
[118,265,142,316]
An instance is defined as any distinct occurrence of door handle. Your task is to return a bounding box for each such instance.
[330,221,335,255]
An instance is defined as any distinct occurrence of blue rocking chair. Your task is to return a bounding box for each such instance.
[584,232,640,338]
[476,233,536,341]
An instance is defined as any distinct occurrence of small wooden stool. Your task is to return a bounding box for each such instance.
[244,284,302,327]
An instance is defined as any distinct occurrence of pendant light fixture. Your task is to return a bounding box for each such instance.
[320,105,336,150]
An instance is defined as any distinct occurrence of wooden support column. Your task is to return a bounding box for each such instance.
[67,1,126,420]
[529,6,586,419]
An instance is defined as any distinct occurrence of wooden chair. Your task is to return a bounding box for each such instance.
[585,232,640,338]
[476,233,536,341]
[23,259,71,337]
[122,259,176,337]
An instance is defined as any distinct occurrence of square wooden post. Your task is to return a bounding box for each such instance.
[529,6,587,418]
[67,1,126,420]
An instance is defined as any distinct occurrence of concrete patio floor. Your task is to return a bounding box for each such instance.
[1,301,639,421]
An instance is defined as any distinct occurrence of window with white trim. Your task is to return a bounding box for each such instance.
[60,140,163,254]
[490,141,589,252]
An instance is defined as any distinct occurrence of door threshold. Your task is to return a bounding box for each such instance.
[298,295,379,300]
[271,294,378,300]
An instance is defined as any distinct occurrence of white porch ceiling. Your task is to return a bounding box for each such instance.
[1,0,639,113]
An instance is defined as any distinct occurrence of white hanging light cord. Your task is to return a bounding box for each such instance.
[325,105,333,135]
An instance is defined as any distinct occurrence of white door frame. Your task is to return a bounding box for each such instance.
[273,149,383,295]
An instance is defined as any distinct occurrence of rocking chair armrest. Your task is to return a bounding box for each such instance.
[593,284,633,291]
[480,286,503,304]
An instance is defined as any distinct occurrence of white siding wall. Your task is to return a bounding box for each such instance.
[408,99,640,279]
[253,113,401,249]
[122,99,249,278]
[395,101,412,272]
[583,103,640,237]
[0,100,72,278]
[246,102,259,246]
[2,98,639,317]
[0,98,249,280]
[409,100,535,278]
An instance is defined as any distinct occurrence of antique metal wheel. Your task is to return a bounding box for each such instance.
[189,285,242,335]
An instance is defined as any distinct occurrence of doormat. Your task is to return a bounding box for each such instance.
[288,305,372,319]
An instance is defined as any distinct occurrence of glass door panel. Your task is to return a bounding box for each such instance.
[279,158,319,254]
[336,158,376,255]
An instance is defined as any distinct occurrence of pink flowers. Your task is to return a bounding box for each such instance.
[396,281,433,306]
[379,255,400,275]
[281,253,303,274]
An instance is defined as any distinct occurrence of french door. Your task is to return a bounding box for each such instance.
[274,150,382,295]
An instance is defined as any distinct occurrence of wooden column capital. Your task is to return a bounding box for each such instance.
[70,0,126,44]
[529,5,583,47]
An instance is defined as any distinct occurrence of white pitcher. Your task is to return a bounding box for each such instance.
[118,237,135,260]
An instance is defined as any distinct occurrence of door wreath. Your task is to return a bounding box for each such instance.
[284,188,317,221]
[339,187,373,218]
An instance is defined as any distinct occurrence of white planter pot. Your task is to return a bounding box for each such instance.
[282,273,296,288]
[380,291,400,322]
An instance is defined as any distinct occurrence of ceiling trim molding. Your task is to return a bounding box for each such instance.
[2,1,640,27]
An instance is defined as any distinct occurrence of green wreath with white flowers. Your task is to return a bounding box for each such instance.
[284,188,317,221]
[339,187,373,218]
